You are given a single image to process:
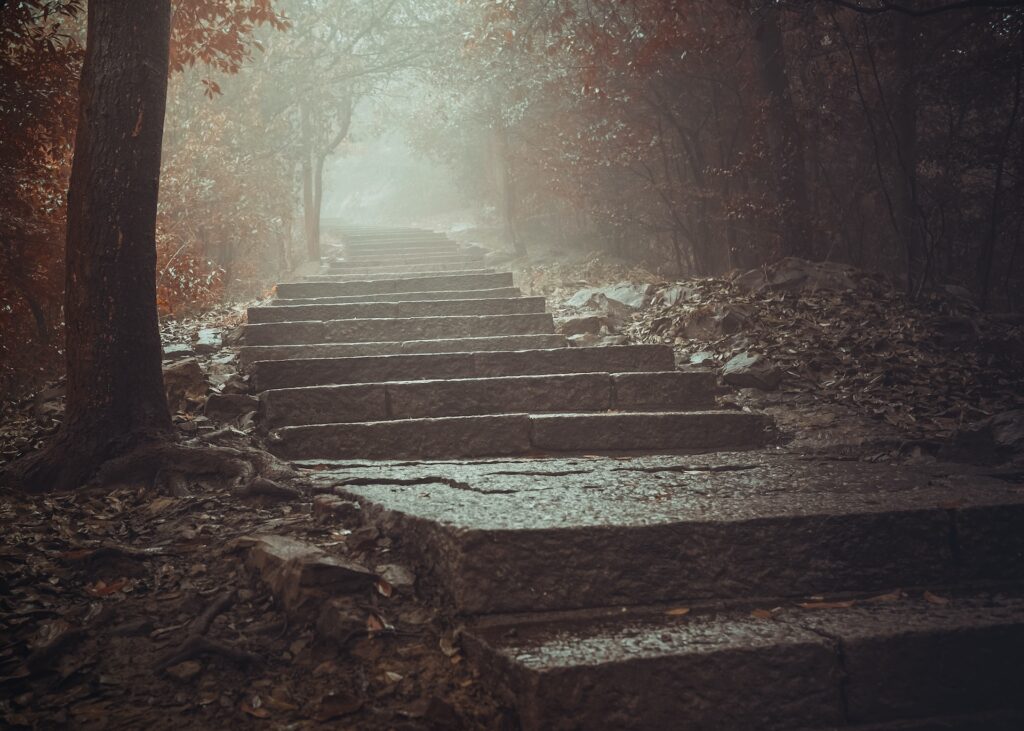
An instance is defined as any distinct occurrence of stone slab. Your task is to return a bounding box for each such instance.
[531,411,770,451]
[464,596,1024,730]
[325,262,477,275]
[276,272,514,299]
[269,414,534,460]
[247,297,545,324]
[238,334,568,369]
[611,370,718,410]
[268,411,767,460]
[259,371,723,429]
[331,253,484,269]
[315,454,1024,613]
[302,269,497,283]
[271,287,521,306]
[250,344,670,391]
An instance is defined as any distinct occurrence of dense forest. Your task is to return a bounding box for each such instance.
[3,0,1023,393]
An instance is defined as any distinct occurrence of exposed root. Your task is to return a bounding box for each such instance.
[156,590,259,671]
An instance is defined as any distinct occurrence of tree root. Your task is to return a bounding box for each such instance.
[156,589,260,671]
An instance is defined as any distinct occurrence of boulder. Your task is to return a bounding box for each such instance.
[566,282,655,310]
[204,393,258,423]
[721,352,782,391]
[657,283,699,307]
[689,351,718,367]
[684,305,751,340]
[162,342,194,360]
[733,258,861,295]
[163,358,208,412]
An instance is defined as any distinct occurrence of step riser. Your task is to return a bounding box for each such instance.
[276,273,514,299]
[260,372,718,429]
[465,608,1024,731]
[238,334,567,368]
[243,313,555,351]
[332,254,484,268]
[343,486,1024,615]
[250,344,672,390]
[339,246,461,257]
[248,297,545,324]
[269,411,770,460]
[302,269,496,283]
[271,287,521,306]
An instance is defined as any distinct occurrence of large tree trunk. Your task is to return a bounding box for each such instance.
[15,0,174,492]
[753,4,812,260]
[300,102,320,261]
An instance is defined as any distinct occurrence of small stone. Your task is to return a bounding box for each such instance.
[721,352,782,391]
[194,328,221,354]
[690,351,718,366]
[378,563,415,590]
[567,333,602,347]
[162,342,194,360]
[166,660,202,681]
[313,495,361,522]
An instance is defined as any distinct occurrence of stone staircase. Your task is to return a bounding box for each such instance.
[244,226,1024,730]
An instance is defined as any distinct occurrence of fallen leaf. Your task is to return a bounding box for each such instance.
[749,608,774,619]
[664,607,690,616]
[314,693,362,722]
[923,590,950,606]
[376,579,393,598]
[240,700,270,719]
[865,590,903,603]
[798,600,856,610]
[85,577,129,597]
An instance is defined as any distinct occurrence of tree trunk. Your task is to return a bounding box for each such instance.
[15,0,174,491]
[890,13,922,293]
[753,4,811,260]
[493,126,526,256]
[300,102,319,261]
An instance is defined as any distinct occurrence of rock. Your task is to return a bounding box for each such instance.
[163,358,208,412]
[244,535,376,612]
[566,282,655,310]
[378,563,415,591]
[684,305,751,339]
[222,326,245,347]
[733,258,861,295]
[205,393,258,423]
[162,342,194,360]
[567,333,602,347]
[721,352,782,391]
[557,315,606,336]
[599,334,629,346]
[313,495,361,522]
[165,660,202,681]
[689,351,718,366]
[194,328,221,354]
[657,283,699,307]
[316,597,364,645]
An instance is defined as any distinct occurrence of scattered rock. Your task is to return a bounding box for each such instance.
[722,352,783,391]
[162,342,194,360]
[684,305,751,340]
[732,258,862,294]
[244,535,376,611]
[313,495,361,522]
[566,282,655,310]
[163,358,208,412]
[557,315,606,336]
[378,564,415,591]
[32,383,64,424]
[657,283,699,307]
[992,410,1024,455]
[567,333,602,347]
[222,326,245,347]
[194,328,221,354]
[205,393,258,423]
[689,351,718,367]
[219,373,250,395]
[315,597,366,645]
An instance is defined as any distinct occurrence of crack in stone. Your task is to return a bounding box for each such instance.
[614,464,759,475]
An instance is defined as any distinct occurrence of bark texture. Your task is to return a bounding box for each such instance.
[16,0,174,491]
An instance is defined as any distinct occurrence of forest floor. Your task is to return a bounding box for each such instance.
[1,250,1023,728]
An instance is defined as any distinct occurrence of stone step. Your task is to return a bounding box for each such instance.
[243,313,555,349]
[247,297,546,324]
[332,253,484,268]
[327,245,463,258]
[345,237,451,247]
[250,344,673,391]
[259,371,718,429]
[324,261,483,275]
[268,411,771,460]
[271,287,521,306]
[461,596,1024,731]
[327,454,1024,614]
[276,272,514,299]
[302,269,497,283]
[238,334,568,369]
